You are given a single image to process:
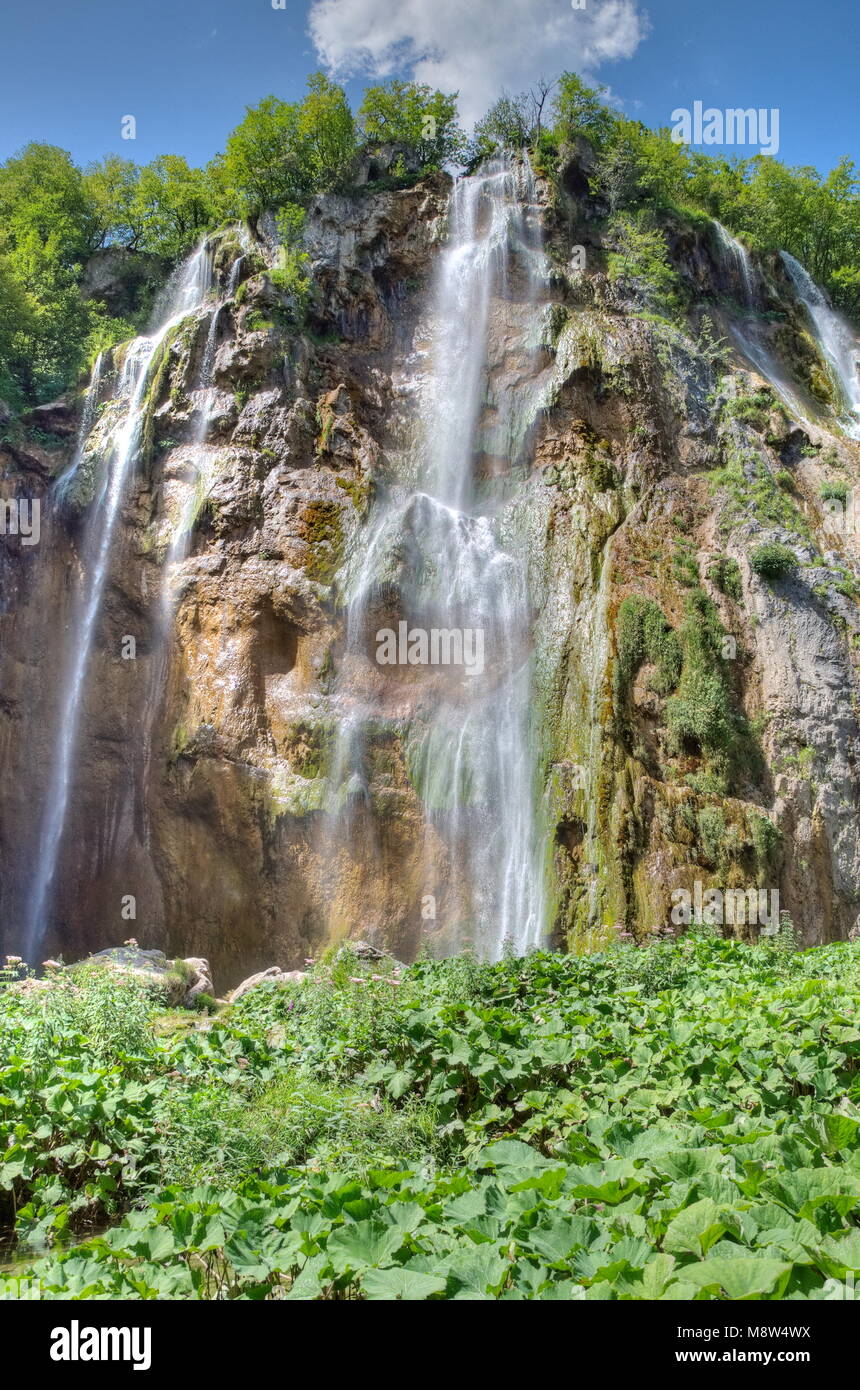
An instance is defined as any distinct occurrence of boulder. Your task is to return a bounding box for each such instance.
[21,396,78,439]
[73,947,215,1008]
[227,966,307,1003]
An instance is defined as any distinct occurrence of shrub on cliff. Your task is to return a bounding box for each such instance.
[750,541,798,580]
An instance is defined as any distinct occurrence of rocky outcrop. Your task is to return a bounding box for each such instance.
[73,946,213,1007]
[82,247,167,319]
[227,966,307,1003]
[2,162,859,982]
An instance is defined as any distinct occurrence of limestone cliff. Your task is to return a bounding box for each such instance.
[2,157,859,985]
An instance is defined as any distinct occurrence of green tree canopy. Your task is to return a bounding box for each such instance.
[358,80,466,169]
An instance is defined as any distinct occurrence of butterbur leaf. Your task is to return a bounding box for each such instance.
[360,1267,446,1300]
[325,1220,404,1273]
[285,1253,330,1301]
[663,1198,727,1257]
[682,1256,792,1299]
[386,1070,414,1100]
[445,1247,509,1297]
[640,1252,677,1299]
[479,1139,548,1169]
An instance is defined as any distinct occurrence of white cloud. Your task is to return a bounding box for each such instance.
[307,0,649,126]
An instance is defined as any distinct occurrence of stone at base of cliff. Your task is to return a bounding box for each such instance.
[227,967,307,1004]
[337,940,407,968]
[73,947,214,1008]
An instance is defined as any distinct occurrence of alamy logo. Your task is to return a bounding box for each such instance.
[671,882,779,930]
[822,488,860,533]
[376,622,484,677]
[0,497,40,546]
[50,1320,151,1371]
[671,102,780,157]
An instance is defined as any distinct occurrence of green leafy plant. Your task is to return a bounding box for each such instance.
[750,541,798,581]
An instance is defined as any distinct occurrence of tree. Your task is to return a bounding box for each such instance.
[358,81,466,170]
[0,143,97,266]
[297,72,356,192]
[130,156,216,258]
[552,74,618,151]
[220,96,312,217]
[83,156,143,248]
[0,144,96,401]
[470,93,534,164]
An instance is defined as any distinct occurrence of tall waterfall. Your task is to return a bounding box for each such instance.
[326,157,547,958]
[782,252,860,439]
[22,244,213,962]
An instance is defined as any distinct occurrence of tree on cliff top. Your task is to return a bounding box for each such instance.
[358,80,466,171]
[217,74,356,218]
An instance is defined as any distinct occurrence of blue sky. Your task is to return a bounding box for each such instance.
[0,0,855,174]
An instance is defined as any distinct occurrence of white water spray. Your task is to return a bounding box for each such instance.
[713,222,756,310]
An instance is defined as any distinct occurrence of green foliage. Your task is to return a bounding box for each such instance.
[529,71,860,317]
[750,541,799,581]
[0,143,96,402]
[606,212,681,319]
[218,95,312,217]
[128,155,218,259]
[666,590,744,763]
[552,74,618,150]
[4,939,860,1299]
[614,596,683,708]
[721,388,775,428]
[820,480,849,504]
[469,93,536,163]
[297,72,357,192]
[358,80,466,172]
[270,205,311,316]
[709,557,743,602]
[710,445,809,539]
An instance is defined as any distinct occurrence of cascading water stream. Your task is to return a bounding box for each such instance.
[781,252,860,438]
[22,245,213,961]
[713,222,756,310]
[326,156,547,957]
[56,351,104,499]
[712,221,817,429]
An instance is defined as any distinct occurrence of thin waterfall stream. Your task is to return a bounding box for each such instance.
[22,245,214,962]
[781,252,860,438]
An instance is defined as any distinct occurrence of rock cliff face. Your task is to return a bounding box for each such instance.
[2,161,860,984]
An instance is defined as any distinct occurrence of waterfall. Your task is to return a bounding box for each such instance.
[22,244,213,962]
[781,252,860,438]
[326,156,546,957]
[712,220,817,429]
[56,351,104,499]
[227,255,246,296]
[157,256,242,620]
[713,222,756,310]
